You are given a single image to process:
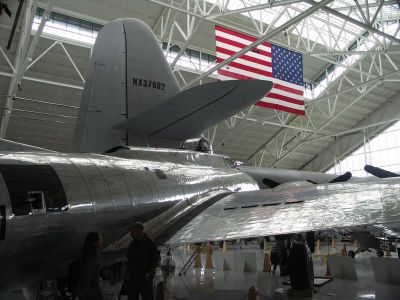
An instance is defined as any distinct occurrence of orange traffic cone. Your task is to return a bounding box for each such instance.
[222,241,227,252]
[204,243,213,255]
[316,239,321,255]
[341,244,347,256]
[263,252,271,273]
[194,254,202,268]
[248,286,258,300]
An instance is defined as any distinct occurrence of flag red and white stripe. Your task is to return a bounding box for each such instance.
[215,26,305,115]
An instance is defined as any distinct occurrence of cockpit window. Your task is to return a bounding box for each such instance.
[0,165,68,215]
[224,157,235,168]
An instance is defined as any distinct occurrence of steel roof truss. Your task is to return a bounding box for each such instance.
[185,0,334,87]
[0,46,15,72]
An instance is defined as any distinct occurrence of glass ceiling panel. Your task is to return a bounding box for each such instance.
[210,0,399,51]
[209,0,366,51]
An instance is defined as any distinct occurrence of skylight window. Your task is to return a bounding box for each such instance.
[33,9,218,75]
[327,121,400,177]
[208,0,366,50]
[310,22,400,99]
[33,9,99,46]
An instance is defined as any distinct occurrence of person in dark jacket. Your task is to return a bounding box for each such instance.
[78,232,103,300]
[278,238,289,276]
[270,241,281,275]
[127,222,159,300]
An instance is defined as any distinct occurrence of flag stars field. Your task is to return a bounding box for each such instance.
[215,26,305,115]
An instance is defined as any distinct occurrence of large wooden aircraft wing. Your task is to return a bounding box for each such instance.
[167,178,400,245]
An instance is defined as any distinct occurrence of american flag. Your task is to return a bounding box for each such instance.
[215,26,305,115]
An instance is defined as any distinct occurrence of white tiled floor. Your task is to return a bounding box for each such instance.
[151,242,400,300]
[14,241,400,299]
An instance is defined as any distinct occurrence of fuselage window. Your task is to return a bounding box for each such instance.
[0,165,68,216]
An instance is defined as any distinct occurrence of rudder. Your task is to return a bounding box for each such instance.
[72,18,180,153]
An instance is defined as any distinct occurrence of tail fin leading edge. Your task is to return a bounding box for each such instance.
[72,19,180,153]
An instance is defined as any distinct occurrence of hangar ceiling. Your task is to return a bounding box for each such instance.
[0,0,399,171]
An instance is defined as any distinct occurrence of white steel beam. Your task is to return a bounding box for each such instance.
[59,42,85,83]
[269,82,380,167]
[310,50,400,56]
[152,6,168,31]
[0,46,15,72]
[314,55,377,78]
[171,20,203,67]
[0,71,84,90]
[149,0,359,50]
[305,0,400,44]
[0,0,38,138]
[333,0,396,12]
[13,96,79,109]
[233,115,315,133]
[353,0,369,25]
[303,91,400,172]
[311,69,400,105]
[308,116,400,144]
[211,0,306,17]
[26,40,58,70]
[16,0,54,88]
[370,0,384,25]
[245,68,400,164]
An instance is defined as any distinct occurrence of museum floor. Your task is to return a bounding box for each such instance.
[109,241,400,300]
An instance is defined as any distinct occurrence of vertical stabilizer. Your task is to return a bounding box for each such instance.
[72,18,180,153]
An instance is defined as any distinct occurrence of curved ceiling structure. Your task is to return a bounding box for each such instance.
[0,0,399,171]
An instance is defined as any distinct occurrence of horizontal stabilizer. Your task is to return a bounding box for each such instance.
[113,80,272,143]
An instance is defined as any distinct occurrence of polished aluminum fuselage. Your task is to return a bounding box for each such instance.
[0,148,258,291]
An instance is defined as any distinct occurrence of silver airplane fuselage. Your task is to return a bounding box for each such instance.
[0,148,258,292]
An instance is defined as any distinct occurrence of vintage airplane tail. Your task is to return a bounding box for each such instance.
[72,18,180,152]
[72,18,272,153]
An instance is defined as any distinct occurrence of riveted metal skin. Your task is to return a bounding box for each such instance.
[0,148,258,292]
